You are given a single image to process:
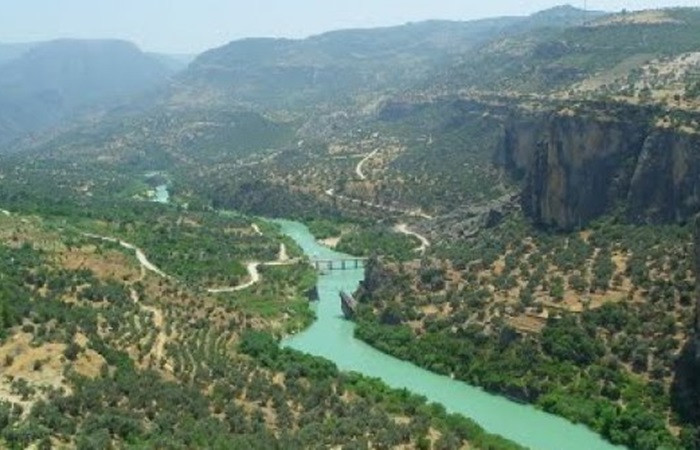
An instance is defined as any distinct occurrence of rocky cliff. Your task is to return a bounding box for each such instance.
[500,102,700,229]
[628,129,700,223]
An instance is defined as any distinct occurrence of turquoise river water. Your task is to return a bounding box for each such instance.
[277,219,620,450]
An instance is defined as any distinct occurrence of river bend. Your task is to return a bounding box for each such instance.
[277,219,619,450]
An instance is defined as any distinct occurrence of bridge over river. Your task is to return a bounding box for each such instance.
[279,219,619,450]
[310,257,368,271]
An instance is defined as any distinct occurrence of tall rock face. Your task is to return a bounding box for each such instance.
[500,103,700,229]
[499,114,545,180]
[628,130,700,223]
[524,112,648,229]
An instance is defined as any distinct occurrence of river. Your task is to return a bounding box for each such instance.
[148,183,617,449]
[277,219,620,450]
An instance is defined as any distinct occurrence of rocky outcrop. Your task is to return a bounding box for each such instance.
[416,193,519,241]
[628,130,700,223]
[500,103,700,229]
[369,96,699,231]
[522,110,649,228]
[498,114,546,180]
[305,285,319,302]
[340,291,357,319]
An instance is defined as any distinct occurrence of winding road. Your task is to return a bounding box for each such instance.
[327,146,434,221]
[394,223,431,254]
[277,243,289,262]
[207,262,262,294]
[82,232,296,294]
[207,244,297,293]
[82,233,170,278]
[207,244,299,294]
[325,188,433,220]
[355,148,380,180]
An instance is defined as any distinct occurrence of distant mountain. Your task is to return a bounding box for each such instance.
[2,5,618,157]
[148,52,196,73]
[0,39,175,147]
[174,6,608,109]
[438,7,700,95]
[526,4,604,25]
[0,42,36,65]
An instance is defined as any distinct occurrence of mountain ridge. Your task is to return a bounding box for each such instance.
[176,6,606,109]
[0,39,179,147]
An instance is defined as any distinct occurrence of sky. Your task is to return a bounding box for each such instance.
[0,0,698,54]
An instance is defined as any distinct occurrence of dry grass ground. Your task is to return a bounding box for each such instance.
[387,224,692,341]
[0,332,106,415]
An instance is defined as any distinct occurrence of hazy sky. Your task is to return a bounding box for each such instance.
[0,0,698,54]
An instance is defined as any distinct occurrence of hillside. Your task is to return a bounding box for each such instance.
[0,39,175,147]
[173,6,603,109]
[4,5,700,450]
[0,180,522,449]
[440,7,700,104]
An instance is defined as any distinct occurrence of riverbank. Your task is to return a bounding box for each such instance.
[136,183,617,449]
[277,219,620,450]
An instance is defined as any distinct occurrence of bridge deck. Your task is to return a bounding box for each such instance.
[311,258,368,271]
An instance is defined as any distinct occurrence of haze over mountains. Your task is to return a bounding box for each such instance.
[0,5,605,148]
[176,5,603,108]
[0,39,186,146]
[7,4,700,229]
[5,4,700,150]
[2,4,700,450]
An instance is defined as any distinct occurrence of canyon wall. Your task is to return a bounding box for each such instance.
[628,130,700,223]
[500,103,700,229]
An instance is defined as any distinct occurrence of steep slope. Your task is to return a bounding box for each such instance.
[176,23,506,108]
[0,39,174,147]
[500,102,700,229]
[441,7,700,97]
[0,204,520,450]
[173,6,603,109]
